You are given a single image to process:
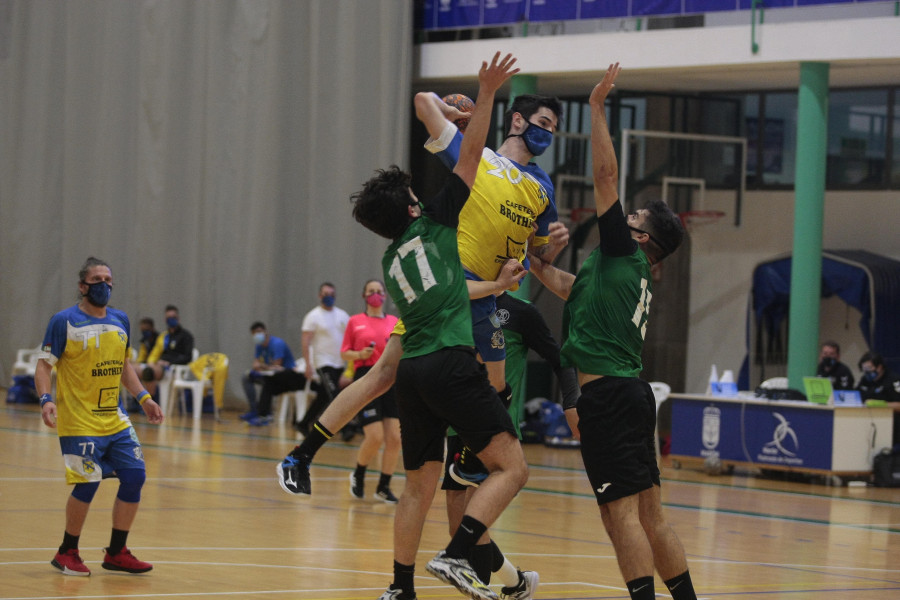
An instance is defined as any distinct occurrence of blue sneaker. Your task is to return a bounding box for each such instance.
[277,453,311,495]
[247,415,273,426]
[239,411,257,422]
[448,446,488,487]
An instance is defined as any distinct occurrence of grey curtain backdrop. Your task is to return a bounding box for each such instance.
[0,0,413,405]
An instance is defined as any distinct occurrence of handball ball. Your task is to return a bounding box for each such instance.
[442,93,475,132]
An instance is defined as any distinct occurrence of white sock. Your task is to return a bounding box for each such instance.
[496,557,520,587]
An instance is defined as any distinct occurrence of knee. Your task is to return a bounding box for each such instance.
[116,468,146,503]
[71,481,101,503]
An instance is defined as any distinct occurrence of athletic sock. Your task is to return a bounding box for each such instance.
[497,383,513,409]
[354,463,367,481]
[60,531,80,553]
[108,528,129,555]
[292,421,333,458]
[445,515,487,559]
[664,570,697,600]
[378,472,392,490]
[392,560,416,597]
[487,540,519,586]
[469,543,493,583]
[626,575,655,600]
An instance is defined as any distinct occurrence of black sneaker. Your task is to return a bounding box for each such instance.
[500,570,538,600]
[448,446,488,488]
[374,486,399,504]
[349,472,364,499]
[277,453,311,495]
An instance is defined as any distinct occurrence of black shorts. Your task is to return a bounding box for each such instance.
[353,366,399,426]
[395,346,515,471]
[578,376,659,505]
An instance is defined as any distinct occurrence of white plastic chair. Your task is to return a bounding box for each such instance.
[157,348,200,416]
[11,346,42,377]
[170,352,226,420]
[759,376,789,389]
[276,377,312,425]
[649,381,671,457]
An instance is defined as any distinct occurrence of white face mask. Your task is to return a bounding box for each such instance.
[252,332,266,345]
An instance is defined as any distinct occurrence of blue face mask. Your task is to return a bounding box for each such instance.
[321,295,336,308]
[82,281,111,307]
[252,332,266,345]
[863,370,878,382]
[166,316,179,329]
[141,329,154,341]
[509,120,553,157]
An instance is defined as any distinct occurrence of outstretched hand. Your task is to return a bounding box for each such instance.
[589,62,621,108]
[478,52,520,96]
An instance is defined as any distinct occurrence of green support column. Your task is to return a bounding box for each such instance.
[787,62,829,390]
[508,74,538,301]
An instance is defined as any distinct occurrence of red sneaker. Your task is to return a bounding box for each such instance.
[51,548,91,576]
[101,547,153,573]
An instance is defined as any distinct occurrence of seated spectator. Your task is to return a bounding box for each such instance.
[135,318,159,364]
[140,305,195,398]
[242,322,306,425]
[857,351,900,403]
[816,340,854,390]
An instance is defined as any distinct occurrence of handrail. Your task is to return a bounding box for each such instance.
[751,0,765,55]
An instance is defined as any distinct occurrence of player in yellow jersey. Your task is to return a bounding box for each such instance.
[36,257,164,577]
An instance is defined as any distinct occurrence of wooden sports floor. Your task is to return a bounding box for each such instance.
[2,404,899,600]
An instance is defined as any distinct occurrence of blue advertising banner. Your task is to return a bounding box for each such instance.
[670,398,834,470]
[421,0,884,30]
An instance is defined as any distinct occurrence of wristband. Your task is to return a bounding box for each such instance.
[40,393,53,407]
[136,390,152,405]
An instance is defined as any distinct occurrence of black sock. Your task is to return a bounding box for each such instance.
[392,560,416,596]
[664,570,697,600]
[497,384,513,409]
[445,515,488,559]
[378,472,392,490]
[626,575,655,600]
[354,463,367,481]
[60,531,80,552]
[469,543,493,583]
[293,421,333,458]
[108,528,129,555]
[489,540,505,572]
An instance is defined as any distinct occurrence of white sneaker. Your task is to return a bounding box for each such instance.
[425,551,498,600]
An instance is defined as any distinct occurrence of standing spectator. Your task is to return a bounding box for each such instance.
[242,322,306,425]
[35,257,164,577]
[816,341,855,390]
[296,283,349,435]
[342,280,401,503]
[526,64,699,600]
[139,305,194,398]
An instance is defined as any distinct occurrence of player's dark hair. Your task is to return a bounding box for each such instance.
[858,351,884,370]
[362,279,385,295]
[78,256,110,282]
[165,304,179,314]
[140,317,155,329]
[822,340,841,354]
[642,199,685,263]
[503,94,564,136]
[351,165,415,240]
[250,321,266,332]
[319,283,335,294]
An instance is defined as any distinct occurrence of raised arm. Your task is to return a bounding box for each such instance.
[453,52,519,188]
[589,63,621,218]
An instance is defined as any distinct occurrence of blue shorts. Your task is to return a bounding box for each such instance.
[59,428,146,484]
[468,294,505,363]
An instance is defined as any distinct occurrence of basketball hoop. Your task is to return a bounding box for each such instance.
[679,210,725,231]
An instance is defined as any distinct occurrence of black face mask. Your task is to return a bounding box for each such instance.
[819,357,836,371]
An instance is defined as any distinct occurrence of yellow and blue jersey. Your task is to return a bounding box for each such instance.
[40,305,134,437]
[426,122,557,283]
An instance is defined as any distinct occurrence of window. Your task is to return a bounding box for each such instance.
[827,89,889,187]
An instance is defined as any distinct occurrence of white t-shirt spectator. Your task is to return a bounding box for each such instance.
[301,305,350,370]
